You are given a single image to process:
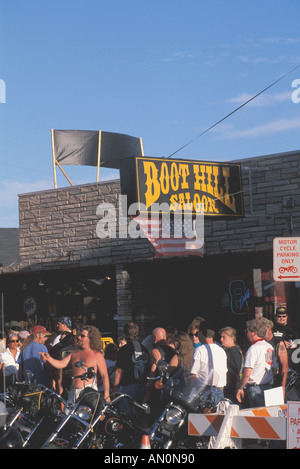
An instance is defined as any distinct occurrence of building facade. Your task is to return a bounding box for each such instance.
[0,150,299,343]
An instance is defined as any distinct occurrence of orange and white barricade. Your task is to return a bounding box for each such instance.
[188,404,287,449]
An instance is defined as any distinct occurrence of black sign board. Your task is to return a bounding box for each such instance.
[120,156,244,217]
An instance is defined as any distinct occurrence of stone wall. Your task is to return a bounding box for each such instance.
[204,150,300,255]
[17,150,300,271]
[18,179,154,271]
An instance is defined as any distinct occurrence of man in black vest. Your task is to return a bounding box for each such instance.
[143,327,178,422]
[272,307,299,343]
[49,317,76,397]
[273,307,300,373]
[263,318,288,397]
[112,322,149,418]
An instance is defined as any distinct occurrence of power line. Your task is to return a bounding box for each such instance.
[166,63,300,158]
[0,162,50,175]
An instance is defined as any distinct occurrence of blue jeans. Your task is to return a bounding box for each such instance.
[246,384,272,408]
[118,383,146,418]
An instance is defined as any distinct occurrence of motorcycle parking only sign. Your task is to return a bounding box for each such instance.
[287,402,300,449]
[273,238,300,282]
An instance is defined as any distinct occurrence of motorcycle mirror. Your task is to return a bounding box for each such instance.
[156,359,168,374]
[24,370,34,382]
[0,401,8,428]
[141,403,151,414]
[74,360,85,368]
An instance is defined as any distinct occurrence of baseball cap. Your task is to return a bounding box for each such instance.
[33,325,51,336]
[276,307,287,316]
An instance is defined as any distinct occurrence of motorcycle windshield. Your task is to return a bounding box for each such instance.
[161,359,220,411]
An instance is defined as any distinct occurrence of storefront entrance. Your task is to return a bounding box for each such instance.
[0,265,117,337]
[128,250,298,346]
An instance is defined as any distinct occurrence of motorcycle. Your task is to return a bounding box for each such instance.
[148,359,229,449]
[0,394,23,449]
[69,392,151,449]
[0,370,69,448]
[1,359,229,450]
[41,360,151,449]
[285,368,300,401]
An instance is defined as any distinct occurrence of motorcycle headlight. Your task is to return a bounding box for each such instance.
[165,407,184,426]
[76,405,92,421]
[0,402,8,428]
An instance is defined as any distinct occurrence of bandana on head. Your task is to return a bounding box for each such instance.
[58,316,72,329]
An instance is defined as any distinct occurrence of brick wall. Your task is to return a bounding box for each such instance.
[17,150,300,271]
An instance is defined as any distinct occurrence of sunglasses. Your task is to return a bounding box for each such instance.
[9,339,19,343]
[189,332,198,337]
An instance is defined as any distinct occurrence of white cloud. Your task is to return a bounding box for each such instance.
[0,178,53,209]
[159,50,196,63]
[226,91,291,107]
[261,37,300,45]
[0,178,53,227]
[0,173,120,227]
[212,117,300,139]
[238,55,279,65]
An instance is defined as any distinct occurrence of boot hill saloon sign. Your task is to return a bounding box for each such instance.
[120,156,244,217]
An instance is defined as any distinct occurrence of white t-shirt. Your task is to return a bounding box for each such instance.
[0,340,5,355]
[50,334,61,347]
[190,343,227,388]
[0,347,20,377]
[244,339,277,385]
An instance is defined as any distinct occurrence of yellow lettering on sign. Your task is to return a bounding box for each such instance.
[179,164,189,189]
[160,162,170,194]
[143,159,238,214]
[170,163,179,191]
[143,161,189,207]
[169,192,219,214]
[193,164,236,213]
[143,161,161,207]
[193,164,204,191]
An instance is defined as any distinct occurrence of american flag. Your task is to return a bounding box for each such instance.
[134,216,204,258]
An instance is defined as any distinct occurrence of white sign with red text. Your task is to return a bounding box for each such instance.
[287,401,300,449]
[273,237,300,282]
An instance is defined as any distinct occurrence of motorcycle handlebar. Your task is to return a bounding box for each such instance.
[73,368,96,381]
[109,393,150,414]
[288,368,300,376]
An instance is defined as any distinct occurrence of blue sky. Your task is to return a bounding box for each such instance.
[1,0,300,227]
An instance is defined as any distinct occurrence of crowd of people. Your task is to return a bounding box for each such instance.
[0,306,299,419]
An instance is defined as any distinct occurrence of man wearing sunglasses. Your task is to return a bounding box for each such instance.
[273,307,299,348]
[40,326,110,403]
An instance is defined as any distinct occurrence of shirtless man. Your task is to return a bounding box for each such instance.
[40,326,110,402]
